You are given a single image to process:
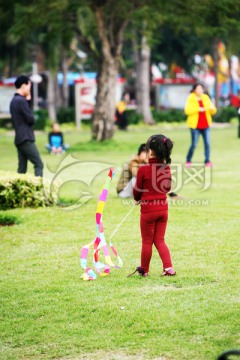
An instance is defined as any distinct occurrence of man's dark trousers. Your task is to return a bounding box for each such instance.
[17,140,44,177]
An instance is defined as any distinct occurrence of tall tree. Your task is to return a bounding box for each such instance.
[6,0,151,139]
[130,3,165,125]
[73,0,149,140]
[125,3,166,124]
[138,33,154,124]
[6,0,76,120]
[193,0,240,108]
[159,0,240,108]
[89,1,129,140]
[0,0,31,76]
[131,25,154,124]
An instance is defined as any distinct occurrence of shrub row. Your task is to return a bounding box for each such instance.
[125,109,143,124]
[57,107,75,124]
[33,109,49,130]
[213,106,238,123]
[0,117,12,129]
[152,108,186,123]
[0,173,60,210]
[1,105,238,130]
[127,106,238,124]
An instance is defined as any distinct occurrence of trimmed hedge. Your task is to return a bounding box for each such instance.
[118,108,186,125]
[0,117,12,129]
[0,173,60,210]
[0,110,49,131]
[2,105,236,132]
[57,107,75,124]
[152,109,186,123]
[127,107,238,124]
[33,109,49,130]
[126,109,143,124]
[213,106,238,123]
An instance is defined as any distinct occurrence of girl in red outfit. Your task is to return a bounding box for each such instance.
[129,134,176,278]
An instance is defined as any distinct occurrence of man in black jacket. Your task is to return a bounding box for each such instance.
[10,75,43,176]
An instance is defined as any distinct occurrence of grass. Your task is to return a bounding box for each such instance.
[0,123,240,360]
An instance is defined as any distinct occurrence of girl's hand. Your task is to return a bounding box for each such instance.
[199,107,205,112]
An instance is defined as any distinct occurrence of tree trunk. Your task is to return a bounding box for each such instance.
[62,54,69,108]
[9,46,15,77]
[132,30,142,114]
[91,6,126,141]
[47,71,56,122]
[55,74,61,110]
[213,38,219,109]
[139,35,154,124]
[92,59,118,141]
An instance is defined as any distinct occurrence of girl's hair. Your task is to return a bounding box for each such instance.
[191,83,204,93]
[146,134,173,164]
[137,143,146,155]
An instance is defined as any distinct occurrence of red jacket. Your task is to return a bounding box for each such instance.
[133,158,172,213]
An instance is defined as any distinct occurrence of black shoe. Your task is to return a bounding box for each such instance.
[168,192,178,198]
[127,266,145,277]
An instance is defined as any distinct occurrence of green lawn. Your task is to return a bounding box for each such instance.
[0,124,239,360]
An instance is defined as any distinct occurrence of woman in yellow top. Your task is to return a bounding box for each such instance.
[115,93,130,130]
[185,83,217,167]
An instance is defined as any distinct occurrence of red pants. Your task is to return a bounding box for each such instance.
[140,210,172,273]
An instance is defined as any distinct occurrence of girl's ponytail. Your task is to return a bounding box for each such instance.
[164,138,173,164]
[146,134,173,164]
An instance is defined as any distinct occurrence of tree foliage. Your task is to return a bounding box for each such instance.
[1,0,240,137]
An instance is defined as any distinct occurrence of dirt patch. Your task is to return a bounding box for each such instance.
[0,223,15,227]
[57,351,169,360]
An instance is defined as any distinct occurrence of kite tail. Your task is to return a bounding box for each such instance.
[80,241,96,280]
[80,167,123,281]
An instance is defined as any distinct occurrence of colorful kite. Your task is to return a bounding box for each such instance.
[80,168,123,280]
